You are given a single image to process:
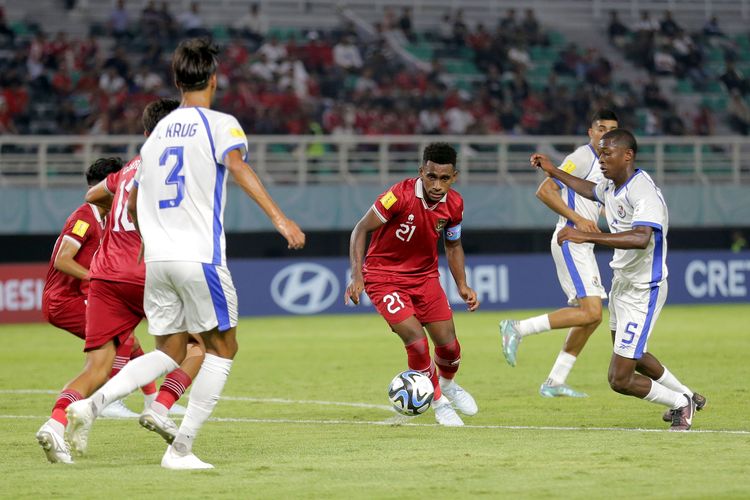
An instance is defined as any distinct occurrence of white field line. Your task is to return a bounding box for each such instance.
[2,389,748,435]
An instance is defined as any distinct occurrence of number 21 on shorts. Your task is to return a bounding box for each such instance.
[383,292,405,314]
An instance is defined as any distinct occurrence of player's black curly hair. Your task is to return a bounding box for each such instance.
[591,109,619,124]
[601,129,638,158]
[422,142,457,169]
[172,38,218,92]
[85,157,123,186]
[142,98,180,135]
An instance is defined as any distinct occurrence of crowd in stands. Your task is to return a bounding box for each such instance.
[0,1,746,137]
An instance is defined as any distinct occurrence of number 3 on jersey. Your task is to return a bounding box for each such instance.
[159,146,185,209]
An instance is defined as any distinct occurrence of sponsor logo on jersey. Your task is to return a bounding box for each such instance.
[380,191,397,210]
[72,220,90,238]
[270,263,339,314]
[435,218,448,232]
[561,160,577,174]
[617,205,626,218]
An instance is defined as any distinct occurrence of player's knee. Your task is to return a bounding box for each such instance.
[608,372,631,394]
[579,305,602,327]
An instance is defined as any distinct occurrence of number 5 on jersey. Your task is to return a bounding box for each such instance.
[159,146,185,209]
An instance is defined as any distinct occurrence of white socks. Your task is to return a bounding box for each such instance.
[92,350,178,415]
[517,314,551,336]
[546,351,576,386]
[656,366,693,398]
[172,354,233,456]
[644,380,687,409]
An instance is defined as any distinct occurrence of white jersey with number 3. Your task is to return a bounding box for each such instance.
[136,106,248,266]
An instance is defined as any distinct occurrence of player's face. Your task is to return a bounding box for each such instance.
[588,120,618,152]
[597,138,632,181]
[419,161,457,202]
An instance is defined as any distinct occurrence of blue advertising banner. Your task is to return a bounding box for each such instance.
[231,250,749,317]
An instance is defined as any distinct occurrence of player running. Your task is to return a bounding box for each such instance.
[345,142,479,427]
[532,129,705,430]
[500,110,618,398]
[36,99,200,464]
[65,38,306,470]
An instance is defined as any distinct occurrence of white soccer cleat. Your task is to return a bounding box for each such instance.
[36,421,73,464]
[169,403,188,416]
[433,395,464,427]
[161,445,214,470]
[100,399,139,419]
[439,378,478,416]
[65,399,96,455]
[139,408,178,444]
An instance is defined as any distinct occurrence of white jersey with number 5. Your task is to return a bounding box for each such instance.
[136,106,248,266]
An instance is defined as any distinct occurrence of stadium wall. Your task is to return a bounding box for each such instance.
[1,184,749,234]
[2,250,747,323]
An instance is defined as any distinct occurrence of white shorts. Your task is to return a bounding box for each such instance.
[609,275,668,359]
[551,231,607,306]
[144,261,238,336]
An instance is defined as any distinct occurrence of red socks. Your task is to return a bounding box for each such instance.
[110,334,134,378]
[51,389,83,426]
[156,368,192,410]
[130,345,158,395]
[434,339,461,380]
[404,337,442,400]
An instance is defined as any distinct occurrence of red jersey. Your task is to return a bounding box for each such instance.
[89,156,144,286]
[363,178,463,281]
[42,202,104,305]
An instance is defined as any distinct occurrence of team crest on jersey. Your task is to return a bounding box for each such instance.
[435,218,448,232]
[617,204,626,218]
[407,214,414,223]
[592,276,600,287]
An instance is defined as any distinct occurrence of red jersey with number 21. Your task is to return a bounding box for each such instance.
[363,177,463,282]
[89,156,145,286]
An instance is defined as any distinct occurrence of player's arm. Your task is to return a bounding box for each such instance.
[126,184,145,263]
[536,178,600,233]
[531,154,597,201]
[444,238,479,312]
[558,225,652,249]
[224,149,305,249]
[54,238,89,281]
[85,180,115,211]
[344,209,384,305]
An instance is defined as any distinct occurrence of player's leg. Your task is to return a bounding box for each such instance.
[128,334,159,402]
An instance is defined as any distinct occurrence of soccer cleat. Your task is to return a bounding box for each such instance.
[499,320,522,367]
[662,392,707,422]
[161,445,214,470]
[36,421,73,464]
[432,395,464,426]
[100,399,139,419]
[539,383,589,398]
[439,379,478,416]
[65,399,96,455]
[139,408,178,444]
[669,394,696,431]
[169,403,188,416]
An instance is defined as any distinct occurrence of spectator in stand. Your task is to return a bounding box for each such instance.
[659,11,681,38]
[233,3,269,48]
[499,8,519,43]
[452,9,468,48]
[554,43,581,76]
[141,1,161,38]
[702,15,726,38]
[0,4,15,47]
[260,36,288,63]
[653,43,677,75]
[157,1,176,39]
[177,2,208,38]
[728,89,750,135]
[109,0,130,40]
[438,12,453,46]
[521,9,545,46]
[445,96,475,134]
[333,35,363,71]
[398,7,416,43]
[468,23,493,71]
[302,31,333,75]
[693,104,714,135]
[608,11,630,49]
[643,77,670,110]
[720,60,748,95]
[418,103,443,134]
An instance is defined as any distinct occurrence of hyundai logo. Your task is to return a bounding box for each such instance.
[270,263,340,314]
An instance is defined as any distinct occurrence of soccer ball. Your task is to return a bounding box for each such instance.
[388,370,435,416]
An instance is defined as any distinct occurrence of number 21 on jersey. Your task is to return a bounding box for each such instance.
[395,224,416,242]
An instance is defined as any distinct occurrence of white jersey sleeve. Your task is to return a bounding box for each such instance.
[593,179,609,205]
[558,145,597,180]
[553,144,602,229]
[212,114,249,164]
[631,181,668,231]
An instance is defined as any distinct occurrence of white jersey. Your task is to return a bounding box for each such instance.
[136,107,248,266]
[554,144,603,230]
[594,169,668,287]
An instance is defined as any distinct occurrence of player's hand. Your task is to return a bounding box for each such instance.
[345,276,364,305]
[459,285,480,312]
[573,218,601,233]
[277,218,306,250]
[558,226,587,245]
[530,153,555,174]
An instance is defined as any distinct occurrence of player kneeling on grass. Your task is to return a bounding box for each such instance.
[345,142,479,427]
[531,129,706,431]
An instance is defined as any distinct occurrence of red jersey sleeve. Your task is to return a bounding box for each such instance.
[104,169,120,195]
[371,182,404,223]
[61,205,98,249]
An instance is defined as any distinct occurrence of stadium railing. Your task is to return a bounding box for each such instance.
[0,134,748,187]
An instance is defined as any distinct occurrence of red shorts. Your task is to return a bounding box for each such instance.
[43,295,86,340]
[364,275,452,325]
[85,279,144,351]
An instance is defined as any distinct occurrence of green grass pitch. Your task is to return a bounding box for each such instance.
[1,304,749,498]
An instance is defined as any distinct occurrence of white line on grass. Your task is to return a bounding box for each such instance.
[1,414,748,435]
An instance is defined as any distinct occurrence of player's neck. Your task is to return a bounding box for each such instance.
[612,166,636,189]
[180,91,213,109]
